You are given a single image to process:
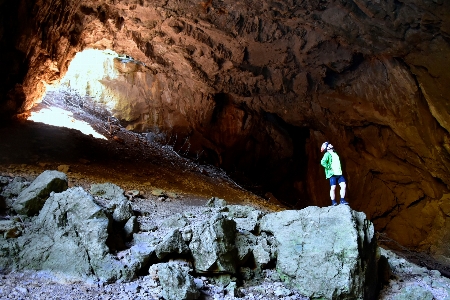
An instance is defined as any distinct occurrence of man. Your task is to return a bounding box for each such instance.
[320,142,349,206]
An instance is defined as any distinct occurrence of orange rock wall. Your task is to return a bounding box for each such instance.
[1,0,450,255]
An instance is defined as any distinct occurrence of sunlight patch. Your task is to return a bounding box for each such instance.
[28,106,107,140]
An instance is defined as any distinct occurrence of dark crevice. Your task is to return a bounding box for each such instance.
[371,202,401,222]
[211,93,230,124]
[406,195,426,209]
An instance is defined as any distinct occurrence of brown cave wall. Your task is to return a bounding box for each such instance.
[1,0,450,257]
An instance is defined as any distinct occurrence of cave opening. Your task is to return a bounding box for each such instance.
[26,49,127,140]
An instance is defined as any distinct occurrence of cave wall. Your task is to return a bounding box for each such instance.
[1,0,450,256]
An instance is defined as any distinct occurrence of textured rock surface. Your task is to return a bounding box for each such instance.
[155,229,190,260]
[14,187,132,282]
[260,205,378,299]
[189,213,237,274]
[0,0,450,255]
[12,170,68,216]
[155,262,200,300]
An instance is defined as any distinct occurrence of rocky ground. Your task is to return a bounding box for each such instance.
[0,98,450,299]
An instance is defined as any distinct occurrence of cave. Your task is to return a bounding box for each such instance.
[1,0,450,271]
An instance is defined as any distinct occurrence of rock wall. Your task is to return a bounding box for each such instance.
[0,0,450,256]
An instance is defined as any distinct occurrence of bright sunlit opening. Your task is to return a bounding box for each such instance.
[28,106,107,140]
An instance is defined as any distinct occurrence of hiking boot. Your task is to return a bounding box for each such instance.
[340,199,349,205]
[331,200,337,206]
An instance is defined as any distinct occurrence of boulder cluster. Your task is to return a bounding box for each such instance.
[0,170,381,299]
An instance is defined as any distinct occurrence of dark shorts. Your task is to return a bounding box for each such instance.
[329,175,346,186]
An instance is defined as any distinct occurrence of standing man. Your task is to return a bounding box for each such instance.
[320,142,349,206]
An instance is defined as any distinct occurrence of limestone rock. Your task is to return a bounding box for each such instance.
[12,170,68,216]
[90,183,127,202]
[260,205,378,299]
[0,177,30,200]
[155,229,190,260]
[123,216,138,240]
[205,197,227,208]
[15,187,132,282]
[235,231,256,265]
[112,199,133,224]
[189,213,237,274]
[155,262,200,300]
[225,205,263,232]
[161,213,190,230]
[394,285,434,300]
[120,242,157,276]
[0,236,19,272]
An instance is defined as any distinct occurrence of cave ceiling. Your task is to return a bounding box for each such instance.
[1,0,450,256]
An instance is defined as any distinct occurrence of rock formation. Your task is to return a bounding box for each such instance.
[0,172,381,299]
[0,0,450,259]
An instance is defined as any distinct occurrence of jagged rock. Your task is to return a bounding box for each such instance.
[12,170,68,216]
[205,197,227,208]
[225,205,263,232]
[260,205,378,299]
[0,177,9,187]
[235,229,276,270]
[189,213,237,274]
[235,231,256,265]
[252,243,271,269]
[180,227,193,243]
[14,187,132,282]
[161,213,190,229]
[224,281,239,298]
[394,285,434,300]
[1,177,30,213]
[132,233,160,246]
[155,229,190,260]
[112,199,133,224]
[0,236,19,272]
[0,177,30,200]
[153,262,200,300]
[119,242,157,276]
[123,216,138,240]
[90,183,133,224]
[90,183,127,202]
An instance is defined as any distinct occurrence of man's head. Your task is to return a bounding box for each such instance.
[321,142,334,152]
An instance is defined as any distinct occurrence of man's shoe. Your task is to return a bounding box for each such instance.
[340,199,349,205]
[331,200,337,206]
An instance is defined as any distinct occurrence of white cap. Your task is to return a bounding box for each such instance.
[321,142,333,152]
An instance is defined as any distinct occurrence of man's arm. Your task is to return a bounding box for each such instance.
[321,152,330,168]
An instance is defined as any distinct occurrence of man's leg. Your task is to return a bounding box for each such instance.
[339,182,346,199]
[330,185,337,206]
[339,181,349,205]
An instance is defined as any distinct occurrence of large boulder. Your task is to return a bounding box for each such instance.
[12,170,67,216]
[90,183,133,224]
[90,183,127,201]
[189,213,237,274]
[235,230,276,269]
[14,187,132,282]
[260,205,378,299]
[155,262,200,300]
[156,229,190,260]
[225,205,264,232]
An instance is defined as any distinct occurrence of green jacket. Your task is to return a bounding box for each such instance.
[321,151,343,179]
